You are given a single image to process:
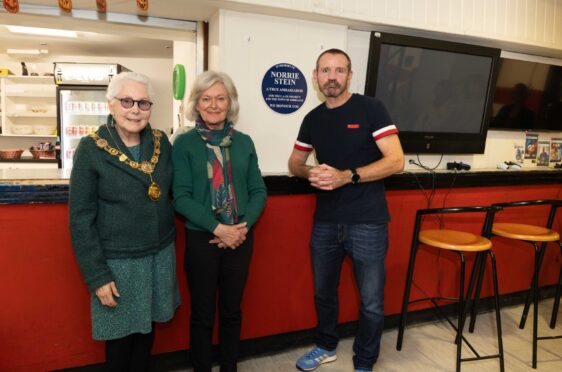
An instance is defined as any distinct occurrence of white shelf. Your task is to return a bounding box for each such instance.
[65,111,109,116]
[4,91,56,98]
[7,112,57,118]
[1,76,57,139]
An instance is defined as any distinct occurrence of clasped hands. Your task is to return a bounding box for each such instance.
[308,164,349,190]
[211,222,248,249]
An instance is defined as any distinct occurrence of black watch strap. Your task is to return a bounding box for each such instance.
[350,168,360,184]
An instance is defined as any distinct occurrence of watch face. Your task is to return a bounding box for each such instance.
[352,173,360,184]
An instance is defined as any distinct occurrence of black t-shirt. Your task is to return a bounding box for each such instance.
[295,94,398,223]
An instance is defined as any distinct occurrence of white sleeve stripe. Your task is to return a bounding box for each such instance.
[295,140,313,149]
[372,124,398,138]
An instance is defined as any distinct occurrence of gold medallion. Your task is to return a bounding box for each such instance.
[148,181,161,201]
[90,129,162,201]
[140,161,153,173]
[96,138,108,147]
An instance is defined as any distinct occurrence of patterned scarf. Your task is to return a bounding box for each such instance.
[195,117,238,224]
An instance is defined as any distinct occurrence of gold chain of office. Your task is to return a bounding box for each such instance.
[89,130,162,201]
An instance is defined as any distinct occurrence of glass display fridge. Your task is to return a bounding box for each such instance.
[54,62,129,169]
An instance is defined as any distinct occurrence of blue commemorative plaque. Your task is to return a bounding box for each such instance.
[261,63,307,114]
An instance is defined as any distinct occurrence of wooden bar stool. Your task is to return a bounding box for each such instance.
[396,206,504,372]
[469,199,562,369]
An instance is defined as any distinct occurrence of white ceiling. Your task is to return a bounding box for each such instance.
[0,28,175,58]
[5,0,561,61]
[0,0,220,58]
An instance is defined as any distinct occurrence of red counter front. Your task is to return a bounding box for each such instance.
[1,184,561,371]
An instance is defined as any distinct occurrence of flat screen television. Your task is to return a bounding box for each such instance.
[488,57,562,132]
[365,32,501,154]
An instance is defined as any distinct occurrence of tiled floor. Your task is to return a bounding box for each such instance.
[178,299,561,371]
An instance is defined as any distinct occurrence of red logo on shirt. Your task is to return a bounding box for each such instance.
[347,124,360,129]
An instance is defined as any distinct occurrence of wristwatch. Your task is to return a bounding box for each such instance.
[350,168,361,184]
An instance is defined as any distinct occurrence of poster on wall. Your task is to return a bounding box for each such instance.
[550,138,562,163]
[524,133,538,160]
[514,144,524,163]
[537,141,550,166]
[261,63,307,114]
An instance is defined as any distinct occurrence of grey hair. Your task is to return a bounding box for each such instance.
[186,70,239,123]
[106,71,155,102]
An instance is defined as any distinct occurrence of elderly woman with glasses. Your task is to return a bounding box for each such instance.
[172,71,267,372]
[69,71,180,371]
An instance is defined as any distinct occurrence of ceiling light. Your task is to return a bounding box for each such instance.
[6,26,77,38]
[7,49,49,56]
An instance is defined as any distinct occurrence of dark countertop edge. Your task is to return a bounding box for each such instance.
[1,170,561,204]
[265,169,562,195]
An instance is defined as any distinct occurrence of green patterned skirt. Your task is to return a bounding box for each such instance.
[90,242,181,340]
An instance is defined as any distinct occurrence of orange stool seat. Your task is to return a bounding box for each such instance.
[492,223,560,242]
[420,229,492,251]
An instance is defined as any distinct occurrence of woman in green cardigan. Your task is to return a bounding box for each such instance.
[69,72,180,371]
[172,71,267,372]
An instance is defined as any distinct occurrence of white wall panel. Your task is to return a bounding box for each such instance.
[450,0,464,32]
[517,0,527,40]
[543,0,554,44]
[482,0,497,35]
[471,0,485,35]
[495,0,508,37]
[399,0,415,24]
[359,0,375,17]
[426,0,440,26]
[552,0,561,45]
[326,0,341,12]
[342,0,357,14]
[535,0,545,43]
[526,0,537,41]
[505,1,518,38]
[386,0,400,20]
[226,0,562,55]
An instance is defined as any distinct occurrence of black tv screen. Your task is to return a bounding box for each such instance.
[488,57,562,132]
[365,32,500,154]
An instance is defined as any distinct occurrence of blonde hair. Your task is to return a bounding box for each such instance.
[186,70,239,123]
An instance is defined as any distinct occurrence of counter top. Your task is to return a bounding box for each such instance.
[1,167,560,204]
[0,168,71,185]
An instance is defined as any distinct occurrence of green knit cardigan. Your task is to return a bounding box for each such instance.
[69,124,176,292]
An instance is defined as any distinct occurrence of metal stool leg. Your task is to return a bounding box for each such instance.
[397,238,420,351]
[489,250,505,372]
[456,252,466,372]
[532,242,540,369]
[457,251,484,344]
[520,241,548,329]
[550,241,562,329]
[469,252,488,333]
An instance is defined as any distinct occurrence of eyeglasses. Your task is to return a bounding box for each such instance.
[115,97,153,111]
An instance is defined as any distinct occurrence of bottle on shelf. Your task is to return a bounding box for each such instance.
[21,62,28,76]
[55,134,61,161]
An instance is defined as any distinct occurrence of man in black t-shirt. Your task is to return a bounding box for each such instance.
[289,49,404,372]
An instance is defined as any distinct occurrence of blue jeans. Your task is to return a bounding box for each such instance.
[311,222,388,370]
